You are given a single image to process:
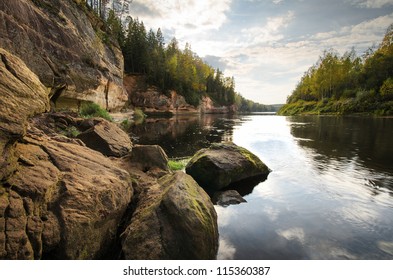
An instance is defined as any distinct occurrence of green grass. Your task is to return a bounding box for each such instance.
[79,102,113,121]
[168,159,189,171]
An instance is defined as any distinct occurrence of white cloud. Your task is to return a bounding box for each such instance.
[349,0,393,8]
[217,238,236,260]
[128,0,231,39]
[241,11,295,45]
[310,13,393,52]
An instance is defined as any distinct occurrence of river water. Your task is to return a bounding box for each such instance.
[130,114,393,259]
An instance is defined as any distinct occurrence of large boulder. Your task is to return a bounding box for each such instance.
[77,119,132,157]
[186,142,270,191]
[0,0,127,111]
[121,171,218,259]
[1,128,133,260]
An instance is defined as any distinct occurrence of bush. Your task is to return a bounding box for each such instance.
[79,102,113,121]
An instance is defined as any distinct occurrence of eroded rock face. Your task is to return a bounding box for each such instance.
[1,128,133,260]
[121,171,218,260]
[124,75,198,114]
[0,0,127,111]
[0,48,50,181]
[186,142,270,191]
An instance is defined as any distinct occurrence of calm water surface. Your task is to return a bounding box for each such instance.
[131,114,393,259]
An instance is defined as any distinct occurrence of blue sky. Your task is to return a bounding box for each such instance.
[111,0,393,104]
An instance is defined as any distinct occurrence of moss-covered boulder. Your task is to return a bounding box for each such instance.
[185,142,270,191]
[121,171,218,259]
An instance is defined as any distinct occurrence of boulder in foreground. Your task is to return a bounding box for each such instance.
[121,171,218,259]
[186,142,270,191]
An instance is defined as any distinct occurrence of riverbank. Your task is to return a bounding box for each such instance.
[278,99,393,116]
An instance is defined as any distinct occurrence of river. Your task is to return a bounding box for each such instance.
[130,114,393,260]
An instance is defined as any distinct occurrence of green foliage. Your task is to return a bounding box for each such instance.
[168,159,189,171]
[120,118,132,131]
[120,16,243,108]
[133,108,146,120]
[79,102,113,121]
[235,94,278,112]
[282,24,393,115]
[61,126,81,138]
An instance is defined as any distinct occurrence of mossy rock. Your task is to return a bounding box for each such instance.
[121,171,218,259]
[186,142,270,191]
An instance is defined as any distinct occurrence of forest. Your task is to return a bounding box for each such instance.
[101,7,275,111]
[279,24,393,115]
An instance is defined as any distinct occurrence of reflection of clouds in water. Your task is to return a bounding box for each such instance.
[262,205,280,221]
[276,227,305,244]
[308,240,356,259]
[214,205,237,227]
[339,206,379,227]
[377,241,393,256]
[217,238,236,260]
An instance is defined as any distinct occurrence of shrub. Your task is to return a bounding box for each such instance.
[79,102,113,121]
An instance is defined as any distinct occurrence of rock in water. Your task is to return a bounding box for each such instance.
[186,142,270,191]
[121,171,218,259]
[77,119,132,157]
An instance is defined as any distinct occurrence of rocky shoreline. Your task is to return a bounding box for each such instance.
[0,0,270,260]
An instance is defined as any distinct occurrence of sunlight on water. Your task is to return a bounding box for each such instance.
[215,115,393,259]
[132,114,393,259]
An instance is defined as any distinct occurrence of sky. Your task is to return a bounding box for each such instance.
[110,0,393,104]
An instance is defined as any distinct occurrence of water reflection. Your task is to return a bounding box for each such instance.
[288,116,393,191]
[129,114,238,157]
[131,115,393,259]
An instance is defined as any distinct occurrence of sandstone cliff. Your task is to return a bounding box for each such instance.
[124,74,236,115]
[0,0,127,111]
[0,1,219,260]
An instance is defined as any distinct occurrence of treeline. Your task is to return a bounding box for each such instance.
[280,24,393,115]
[235,95,278,112]
[106,12,236,106]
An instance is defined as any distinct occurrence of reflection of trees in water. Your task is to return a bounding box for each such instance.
[289,116,393,190]
[130,114,237,157]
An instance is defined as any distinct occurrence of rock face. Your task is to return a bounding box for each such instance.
[0,47,50,182]
[121,171,218,259]
[124,75,198,114]
[200,96,237,114]
[77,119,132,157]
[0,0,127,111]
[1,128,133,260]
[186,142,270,191]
